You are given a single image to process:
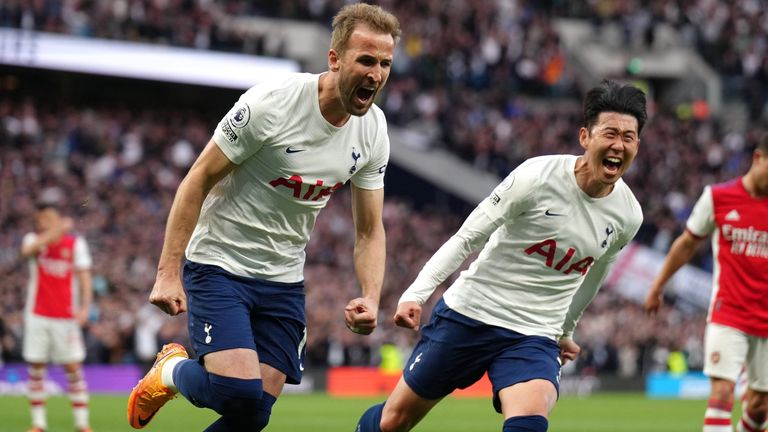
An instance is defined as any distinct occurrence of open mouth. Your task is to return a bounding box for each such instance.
[356,87,375,104]
[603,156,622,174]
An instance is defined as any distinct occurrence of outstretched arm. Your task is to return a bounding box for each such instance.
[345,185,386,335]
[394,207,495,330]
[643,230,704,314]
[150,139,236,316]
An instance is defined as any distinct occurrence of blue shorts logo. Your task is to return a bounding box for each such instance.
[204,323,213,344]
[409,352,423,371]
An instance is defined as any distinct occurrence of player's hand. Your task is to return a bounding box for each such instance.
[149,274,188,316]
[393,301,421,331]
[559,338,580,365]
[76,308,90,326]
[643,289,663,316]
[344,297,378,335]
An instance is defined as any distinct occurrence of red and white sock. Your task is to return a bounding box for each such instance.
[67,369,90,430]
[703,397,733,432]
[27,366,48,430]
[737,406,767,432]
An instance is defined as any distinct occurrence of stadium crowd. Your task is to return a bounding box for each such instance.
[1,0,767,379]
[0,90,714,378]
[1,1,767,149]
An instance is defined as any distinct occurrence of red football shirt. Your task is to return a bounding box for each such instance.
[687,177,768,337]
[23,233,92,319]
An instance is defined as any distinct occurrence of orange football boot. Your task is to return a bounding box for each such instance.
[127,343,188,429]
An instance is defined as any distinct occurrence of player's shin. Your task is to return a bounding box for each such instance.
[736,404,767,432]
[66,369,90,430]
[704,397,733,432]
[203,393,277,432]
[502,415,548,432]
[27,366,48,430]
[356,402,385,432]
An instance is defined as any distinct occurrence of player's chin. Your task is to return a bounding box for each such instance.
[348,99,374,116]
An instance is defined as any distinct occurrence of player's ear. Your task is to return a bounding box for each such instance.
[578,127,589,150]
[329,49,341,72]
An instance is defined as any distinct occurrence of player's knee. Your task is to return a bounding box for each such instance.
[208,374,264,416]
[379,406,414,432]
[747,392,768,419]
[710,379,735,406]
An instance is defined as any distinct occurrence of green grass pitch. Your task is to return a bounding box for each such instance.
[0,392,722,431]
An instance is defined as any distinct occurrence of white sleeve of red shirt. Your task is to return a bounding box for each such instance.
[73,235,93,270]
[686,185,716,238]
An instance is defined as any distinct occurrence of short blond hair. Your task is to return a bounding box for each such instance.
[330,3,401,54]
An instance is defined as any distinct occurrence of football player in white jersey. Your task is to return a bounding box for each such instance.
[644,134,768,432]
[127,4,400,431]
[356,80,647,432]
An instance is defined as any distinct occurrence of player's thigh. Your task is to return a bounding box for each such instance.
[704,323,749,382]
[182,261,260,375]
[49,319,85,364]
[488,335,561,416]
[22,314,51,363]
[497,379,558,419]
[746,334,768,392]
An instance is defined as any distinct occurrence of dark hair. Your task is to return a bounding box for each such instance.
[583,80,648,135]
[36,201,60,212]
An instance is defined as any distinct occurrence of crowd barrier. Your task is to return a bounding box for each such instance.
[1,364,695,398]
[0,364,142,395]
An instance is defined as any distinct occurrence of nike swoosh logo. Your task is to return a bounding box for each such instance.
[545,209,566,216]
[286,147,306,153]
[138,412,156,427]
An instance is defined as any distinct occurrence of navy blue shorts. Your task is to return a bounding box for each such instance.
[182,260,307,384]
[403,299,561,413]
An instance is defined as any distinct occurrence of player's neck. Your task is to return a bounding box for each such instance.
[742,174,768,198]
[317,72,351,127]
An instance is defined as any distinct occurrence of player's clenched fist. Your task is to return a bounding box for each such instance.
[393,301,421,331]
[149,275,188,316]
[344,297,378,335]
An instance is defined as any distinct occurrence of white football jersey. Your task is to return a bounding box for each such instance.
[404,155,642,340]
[186,73,390,282]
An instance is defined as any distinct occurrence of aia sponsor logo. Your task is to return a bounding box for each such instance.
[269,175,343,201]
[524,239,594,275]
